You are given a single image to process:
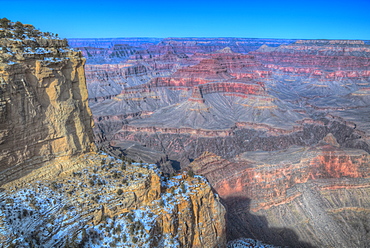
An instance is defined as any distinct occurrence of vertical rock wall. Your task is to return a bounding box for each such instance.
[0,40,95,184]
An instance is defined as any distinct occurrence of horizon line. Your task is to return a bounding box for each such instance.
[66,37,370,41]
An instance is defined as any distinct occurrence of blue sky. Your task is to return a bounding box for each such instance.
[1,0,370,39]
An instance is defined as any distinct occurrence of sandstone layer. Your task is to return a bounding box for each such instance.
[0,22,95,184]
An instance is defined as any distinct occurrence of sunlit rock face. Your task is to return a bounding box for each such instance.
[0,22,95,184]
[72,37,370,247]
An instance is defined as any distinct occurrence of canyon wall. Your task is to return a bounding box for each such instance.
[189,143,370,247]
[0,27,95,184]
[68,38,162,64]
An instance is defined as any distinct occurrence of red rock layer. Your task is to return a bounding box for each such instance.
[150,77,211,88]
[190,147,370,211]
[264,64,370,80]
[174,52,267,80]
[254,53,370,68]
[309,148,367,179]
[174,58,231,79]
[251,40,370,80]
[189,86,205,103]
[235,121,303,135]
[120,78,265,98]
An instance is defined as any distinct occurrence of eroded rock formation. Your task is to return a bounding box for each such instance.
[189,141,370,247]
[0,23,95,184]
[0,154,226,247]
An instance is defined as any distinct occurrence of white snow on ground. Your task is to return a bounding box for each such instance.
[43,57,65,63]
[0,152,202,247]
[227,238,279,248]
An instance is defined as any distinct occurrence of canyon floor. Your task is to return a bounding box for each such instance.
[68,37,370,247]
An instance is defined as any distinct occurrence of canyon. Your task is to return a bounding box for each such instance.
[0,17,369,247]
[69,37,370,247]
[0,20,226,247]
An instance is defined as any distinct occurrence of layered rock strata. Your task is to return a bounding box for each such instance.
[68,38,162,64]
[251,40,370,81]
[0,22,95,184]
[189,139,370,247]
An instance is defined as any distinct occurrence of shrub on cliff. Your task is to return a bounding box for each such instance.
[181,183,186,193]
[0,18,10,28]
[116,189,123,195]
[9,21,25,38]
[14,21,24,30]
[0,47,9,60]
[187,170,194,177]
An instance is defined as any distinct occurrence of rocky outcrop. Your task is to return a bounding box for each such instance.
[85,63,149,99]
[77,44,137,64]
[189,86,205,103]
[113,119,368,169]
[0,21,95,184]
[0,153,226,247]
[85,51,187,100]
[174,58,231,79]
[138,78,265,97]
[199,81,265,96]
[173,53,268,80]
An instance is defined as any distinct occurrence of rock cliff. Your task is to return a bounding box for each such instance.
[0,20,95,184]
[0,19,226,247]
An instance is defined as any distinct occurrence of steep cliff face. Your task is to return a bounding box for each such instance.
[0,22,95,184]
[0,20,226,247]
